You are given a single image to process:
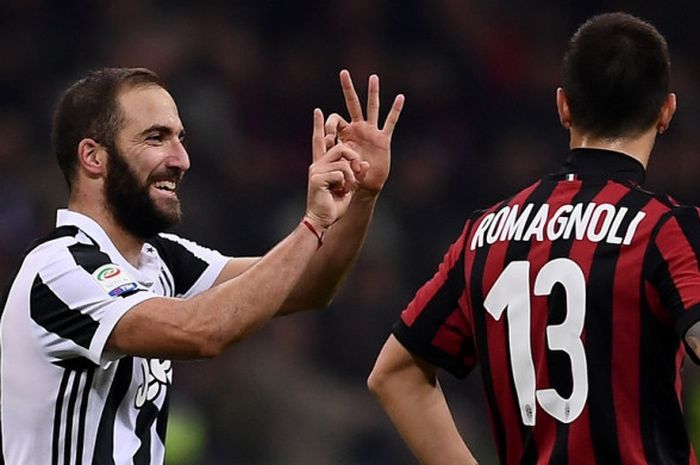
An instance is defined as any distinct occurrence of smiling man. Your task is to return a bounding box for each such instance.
[0,67,404,464]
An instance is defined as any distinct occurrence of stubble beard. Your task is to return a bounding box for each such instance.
[104,144,182,240]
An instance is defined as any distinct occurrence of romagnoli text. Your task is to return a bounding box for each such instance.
[470,203,646,250]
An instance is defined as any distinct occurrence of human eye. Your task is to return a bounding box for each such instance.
[145,132,164,144]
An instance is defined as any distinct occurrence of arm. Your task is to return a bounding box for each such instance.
[686,322,700,359]
[280,70,405,312]
[212,71,405,313]
[106,111,363,359]
[368,335,479,465]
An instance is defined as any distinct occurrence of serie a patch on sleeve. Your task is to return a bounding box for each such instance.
[92,264,140,297]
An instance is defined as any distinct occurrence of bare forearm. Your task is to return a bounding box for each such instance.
[280,190,379,313]
[375,379,477,465]
[108,222,320,358]
[369,337,478,465]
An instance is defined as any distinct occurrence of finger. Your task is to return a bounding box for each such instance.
[367,74,380,126]
[317,160,357,181]
[382,94,405,136]
[340,69,364,122]
[316,161,357,193]
[322,142,362,165]
[312,108,326,162]
[325,113,349,140]
[324,134,335,151]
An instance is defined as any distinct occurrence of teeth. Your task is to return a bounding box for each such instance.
[154,181,176,191]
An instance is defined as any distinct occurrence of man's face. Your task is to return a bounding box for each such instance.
[104,85,190,239]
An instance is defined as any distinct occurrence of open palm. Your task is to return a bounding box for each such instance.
[326,70,405,194]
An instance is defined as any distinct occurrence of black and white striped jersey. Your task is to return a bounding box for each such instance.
[0,209,229,465]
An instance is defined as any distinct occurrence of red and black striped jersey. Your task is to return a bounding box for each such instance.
[393,148,700,465]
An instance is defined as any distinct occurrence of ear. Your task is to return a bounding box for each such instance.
[77,138,108,178]
[656,93,677,134]
[556,88,572,129]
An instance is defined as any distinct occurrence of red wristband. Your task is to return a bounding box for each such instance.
[302,219,326,249]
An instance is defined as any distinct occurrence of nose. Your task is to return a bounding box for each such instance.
[167,139,190,172]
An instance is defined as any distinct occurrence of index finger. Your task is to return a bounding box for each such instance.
[339,69,364,122]
[312,108,326,162]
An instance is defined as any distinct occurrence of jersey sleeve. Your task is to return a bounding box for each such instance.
[29,244,158,367]
[149,233,230,298]
[647,206,700,362]
[392,221,476,378]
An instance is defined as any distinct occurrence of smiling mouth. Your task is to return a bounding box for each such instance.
[153,180,177,193]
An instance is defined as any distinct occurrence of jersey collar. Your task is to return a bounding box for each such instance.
[55,209,161,285]
[554,148,646,184]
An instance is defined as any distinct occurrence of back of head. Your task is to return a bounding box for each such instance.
[51,67,164,191]
[561,12,670,138]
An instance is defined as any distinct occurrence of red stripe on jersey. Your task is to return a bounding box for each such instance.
[526,181,581,464]
[655,217,700,311]
[610,196,664,465]
[477,182,542,464]
[481,218,522,464]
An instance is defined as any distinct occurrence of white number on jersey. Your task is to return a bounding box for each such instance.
[484,258,588,425]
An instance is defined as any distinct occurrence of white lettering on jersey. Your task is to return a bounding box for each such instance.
[470,203,646,250]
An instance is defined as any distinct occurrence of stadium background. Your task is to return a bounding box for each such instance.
[2,1,700,464]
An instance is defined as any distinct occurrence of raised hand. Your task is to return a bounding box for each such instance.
[325,70,405,194]
[305,108,369,229]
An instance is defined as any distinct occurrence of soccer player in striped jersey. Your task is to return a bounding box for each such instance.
[368,12,698,465]
[0,67,404,464]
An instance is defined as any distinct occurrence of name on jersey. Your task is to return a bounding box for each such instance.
[469,202,646,250]
[92,264,139,297]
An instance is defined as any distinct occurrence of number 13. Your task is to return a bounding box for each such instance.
[484,258,588,425]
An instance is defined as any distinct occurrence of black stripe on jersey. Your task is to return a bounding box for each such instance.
[585,186,650,465]
[0,226,79,318]
[156,392,170,443]
[52,370,72,465]
[31,275,100,350]
[639,300,690,465]
[67,242,112,274]
[544,178,599,465]
[94,357,134,465]
[663,207,700,337]
[641,239,692,464]
[64,369,83,465]
[158,273,173,298]
[76,368,95,465]
[148,236,208,296]
[133,401,160,465]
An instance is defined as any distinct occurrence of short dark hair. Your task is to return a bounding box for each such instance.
[51,67,164,190]
[561,12,670,138]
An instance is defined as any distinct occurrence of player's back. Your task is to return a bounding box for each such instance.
[464,156,698,465]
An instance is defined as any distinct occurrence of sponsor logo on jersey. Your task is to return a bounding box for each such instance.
[92,264,139,297]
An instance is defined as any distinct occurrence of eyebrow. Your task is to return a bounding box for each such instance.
[140,125,186,138]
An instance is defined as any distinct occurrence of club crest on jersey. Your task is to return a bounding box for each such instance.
[92,264,139,297]
[135,359,173,409]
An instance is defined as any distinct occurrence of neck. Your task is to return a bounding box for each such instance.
[569,127,658,169]
[68,192,144,267]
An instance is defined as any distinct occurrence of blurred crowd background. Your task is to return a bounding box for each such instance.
[3,1,700,464]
